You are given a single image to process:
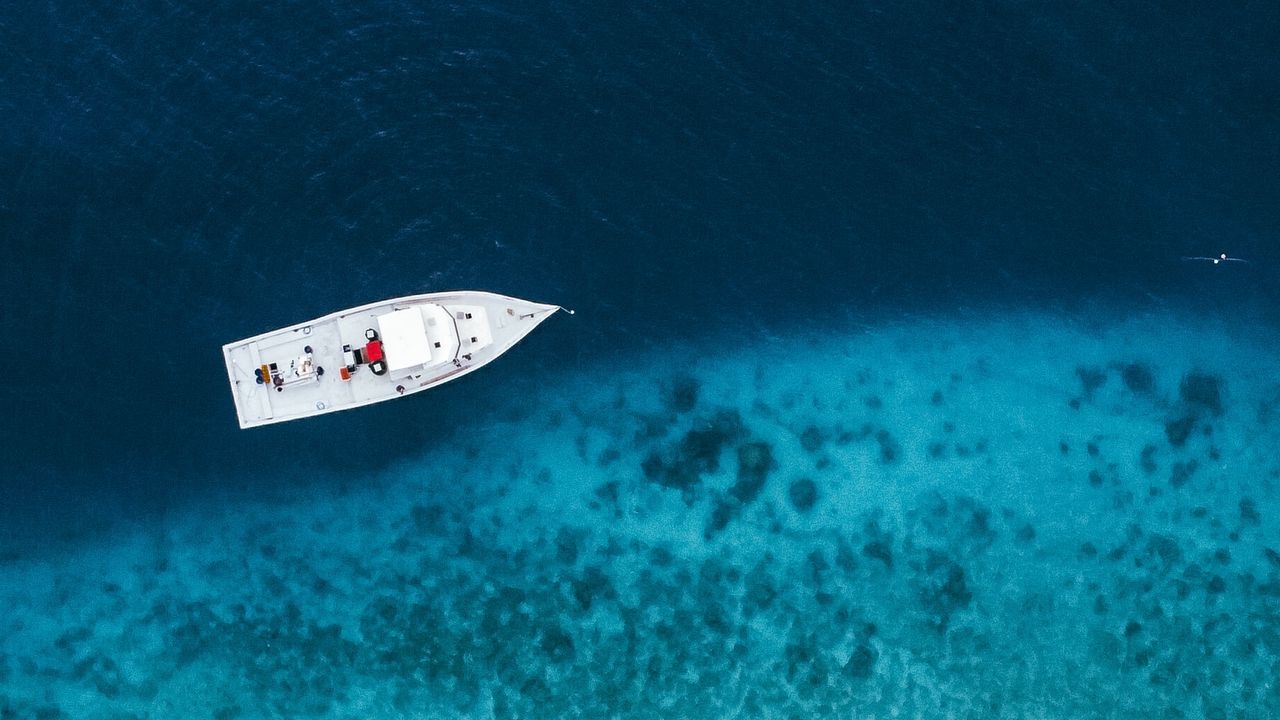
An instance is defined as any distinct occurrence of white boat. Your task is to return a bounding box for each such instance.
[222,290,571,428]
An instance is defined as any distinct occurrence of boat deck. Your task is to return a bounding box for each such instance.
[222,292,563,428]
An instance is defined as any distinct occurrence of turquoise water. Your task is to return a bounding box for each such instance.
[3,1,1280,717]
[5,311,1280,717]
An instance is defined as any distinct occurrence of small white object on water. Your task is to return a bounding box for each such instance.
[1181,253,1249,265]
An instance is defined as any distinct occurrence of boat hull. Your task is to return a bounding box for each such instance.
[222,291,565,428]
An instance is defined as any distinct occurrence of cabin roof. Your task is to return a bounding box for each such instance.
[377,308,433,371]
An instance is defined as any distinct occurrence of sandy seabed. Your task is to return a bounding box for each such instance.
[3,309,1279,719]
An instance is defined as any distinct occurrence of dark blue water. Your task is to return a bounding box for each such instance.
[5,2,1273,494]
[3,2,1280,715]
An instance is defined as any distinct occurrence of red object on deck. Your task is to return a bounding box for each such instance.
[339,367,351,381]
[364,340,384,362]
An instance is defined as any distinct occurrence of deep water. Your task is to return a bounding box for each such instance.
[2,1,1280,717]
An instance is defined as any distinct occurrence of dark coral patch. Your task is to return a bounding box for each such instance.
[1015,523,1036,544]
[799,426,825,454]
[862,540,893,570]
[918,551,972,631]
[1164,415,1196,447]
[641,409,746,493]
[705,499,736,539]
[1239,498,1261,526]
[1143,534,1182,572]
[1121,363,1155,394]
[703,441,776,538]
[685,411,748,472]
[874,429,900,463]
[1075,366,1106,399]
[1139,444,1158,475]
[1169,460,1198,489]
[743,561,776,614]
[731,442,775,505]
[570,566,615,610]
[664,375,701,414]
[861,517,895,570]
[844,644,877,679]
[1180,372,1224,416]
[788,478,818,513]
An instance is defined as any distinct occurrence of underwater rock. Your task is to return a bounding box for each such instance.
[682,418,741,472]
[520,677,552,705]
[789,478,818,513]
[593,480,619,506]
[799,426,825,454]
[918,494,996,553]
[596,447,621,467]
[409,504,445,534]
[1143,534,1183,572]
[861,517,895,570]
[1239,498,1261,526]
[1140,444,1158,474]
[835,539,859,574]
[1169,460,1198,489]
[705,499,737,539]
[805,549,829,587]
[641,409,747,493]
[918,551,972,631]
[72,651,124,699]
[1015,523,1036,544]
[1075,366,1106,399]
[1164,415,1196,447]
[702,603,733,635]
[744,560,777,614]
[704,441,776,537]
[959,499,996,548]
[1180,372,1224,416]
[555,526,584,566]
[539,625,575,664]
[635,413,676,442]
[731,442,775,505]
[664,375,701,414]
[571,565,615,610]
[1121,363,1155,394]
[843,644,877,679]
[874,429,899,463]
[862,540,893,570]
